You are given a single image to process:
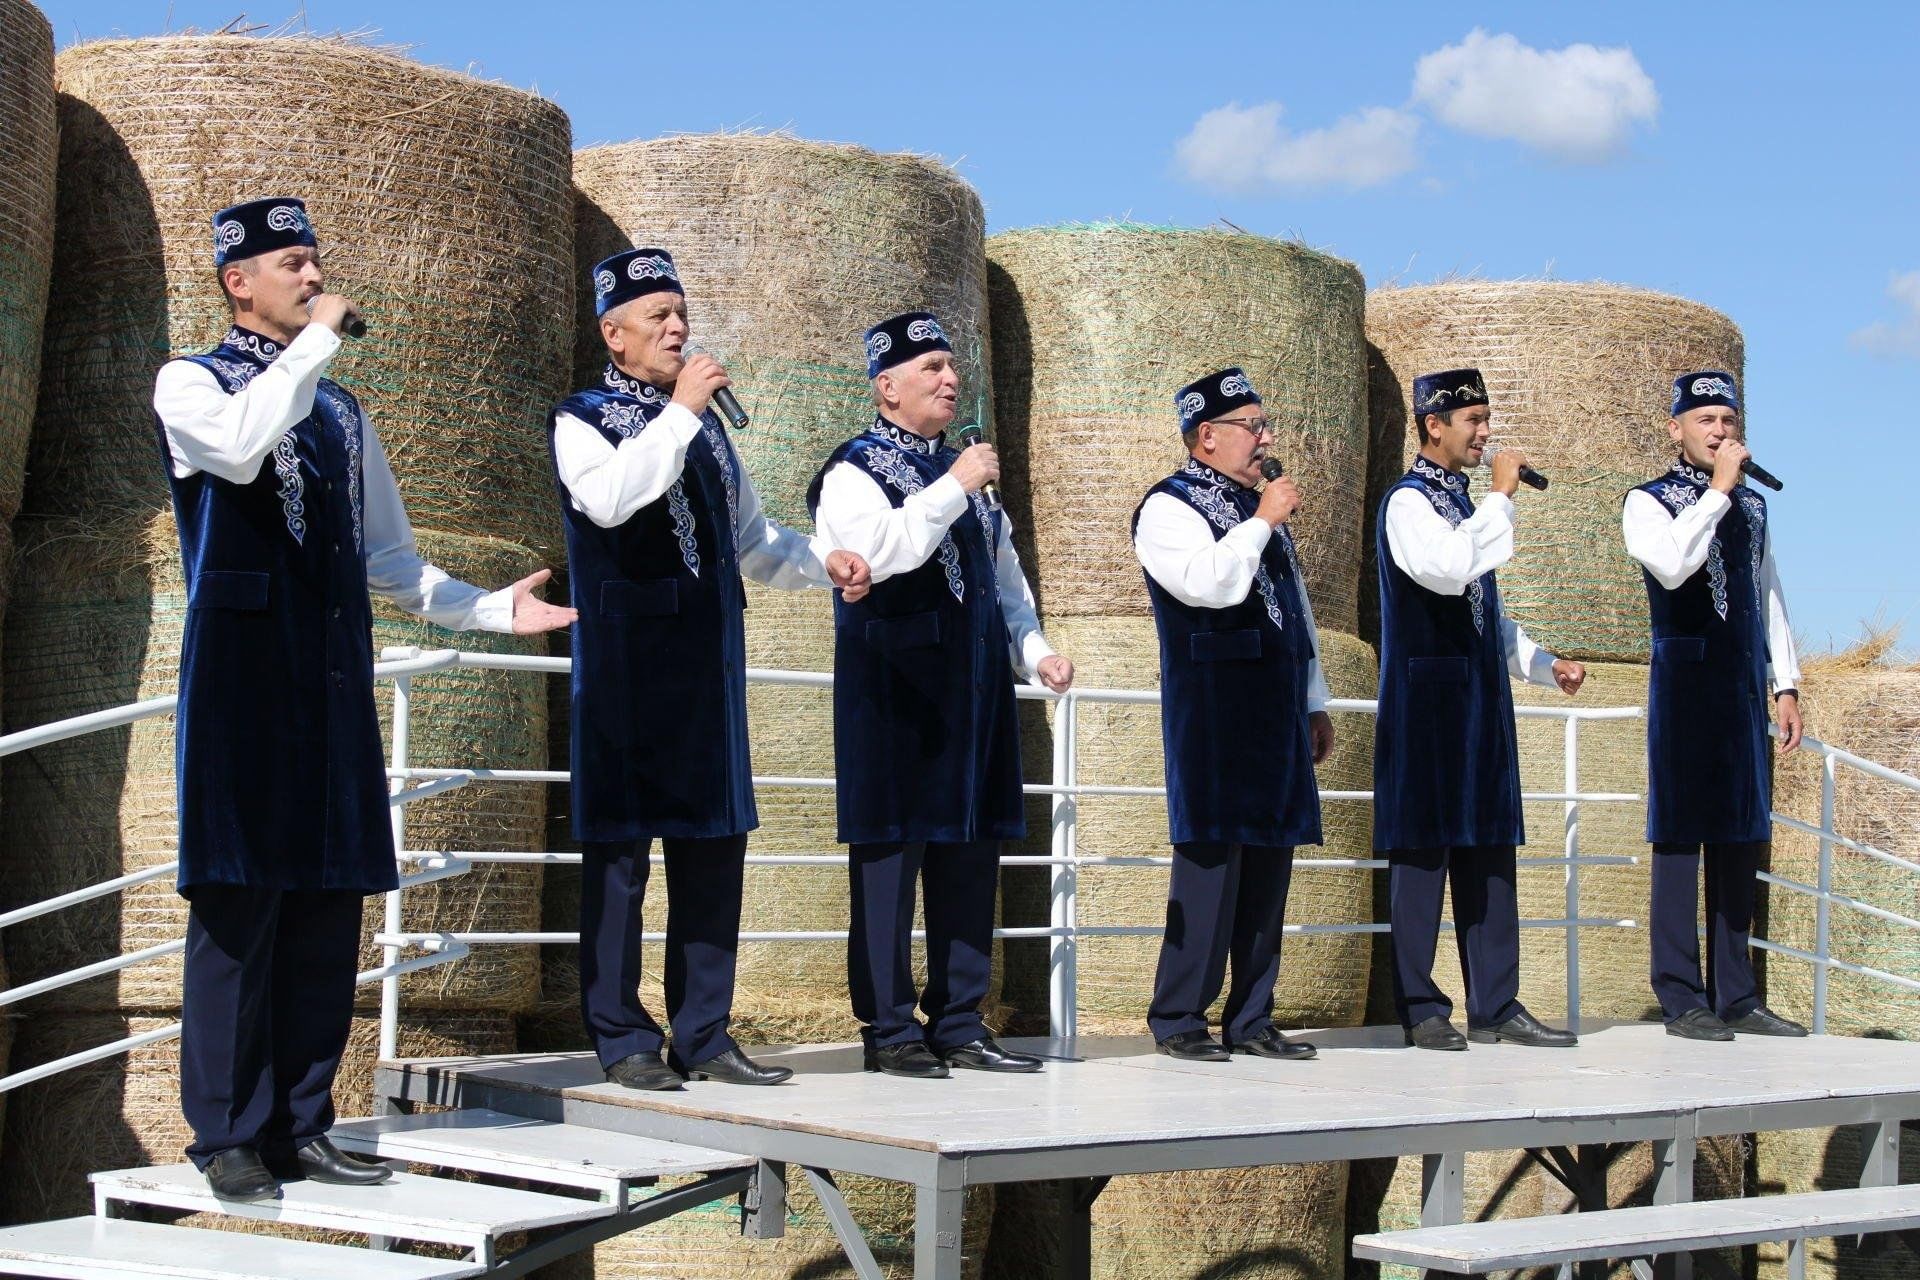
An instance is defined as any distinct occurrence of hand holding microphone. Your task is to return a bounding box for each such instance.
[306,293,366,339]
[1255,458,1300,527]
[954,424,1002,510]
[683,344,749,430]
[1487,444,1548,495]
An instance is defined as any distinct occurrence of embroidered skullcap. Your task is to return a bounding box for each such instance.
[212,197,317,268]
[1411,368,1490,420]
[864,311,952,378]
[1671,370,1740,417]
[592,248,684,318]
[1174,367,1261,433]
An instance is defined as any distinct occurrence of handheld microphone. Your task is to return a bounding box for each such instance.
[1485,443,1548,491]
[684,344,749,430]
[1260,457,1285,481]
[305,295,366,339]
[1740,458,1784,492]
[956,422,1002,511]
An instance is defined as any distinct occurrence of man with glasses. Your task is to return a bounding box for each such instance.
[1130,368,1330,1062]
[1375,367,1584,1051]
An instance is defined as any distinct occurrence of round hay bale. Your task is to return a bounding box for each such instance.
[1347,1151,1546,1280]
[987,223,1369,633]
[1038,619,1377,1034]
[32,35,573,559]
[1753,1124,1920,1280]
[1767,648,1920,1039]
[0,1010,513,1223]
[572,133,992,528]
[543,1176,994,1280]
[0,518,550,1012]
[986,1162,1346,1280]
[1365,282,1744,664]
[0,0,56,521]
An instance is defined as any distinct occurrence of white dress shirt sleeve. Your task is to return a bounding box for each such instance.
[728,438,832,589]
[1132,491,1271,609]
[361,419,514,633]
[1383,487,1517,595]
[1501,616,1561,686]
[811,460,968,582]
[1621,487,1732,590]
[153,323,341,482]
[552,403,705,529]
[1761,521,1802,694]
[992,512,1056,679]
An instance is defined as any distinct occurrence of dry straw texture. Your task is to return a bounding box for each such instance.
[986,1162,1346,1280]
[0,0,56,521]
[32,35,573,558]
[572,133,993,528]
[1029,620,1378,1034]
[0,518,551,1012]
[0,1010,513,1223]
[1365,282,1745,663]
[1767,641,1920,1039]
[988,223,1369,632]
[1753,1124,1920,1280]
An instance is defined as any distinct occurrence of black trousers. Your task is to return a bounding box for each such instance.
[1388,844,1524,1030]
[1147,842,1295,1043]
[179,885,363,1169]
[847,840,998,1052]
[1650,840,1764,1021]
[578,835,748,1071]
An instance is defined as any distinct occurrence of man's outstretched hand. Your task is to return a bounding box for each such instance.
[511,568,578,634]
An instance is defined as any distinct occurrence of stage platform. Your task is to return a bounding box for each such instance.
[375,1022,1920,1279]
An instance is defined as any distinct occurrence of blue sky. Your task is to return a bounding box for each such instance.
[37,1,1920,652]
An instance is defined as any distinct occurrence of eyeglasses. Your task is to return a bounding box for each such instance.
[1210,416,1274,440]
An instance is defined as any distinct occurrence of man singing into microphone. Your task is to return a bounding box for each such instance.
[1376,367,1585,1051]
[553,248,872,1091]
[153,197,576,1200]
[808,311,1073,1078]
[1622,371,1806,1040]
[1131,369,1330,1062]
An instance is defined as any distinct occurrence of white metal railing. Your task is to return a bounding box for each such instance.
[0,645,1912,1088]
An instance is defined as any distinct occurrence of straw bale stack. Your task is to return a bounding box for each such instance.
[987,223,1369,633]
[1754,1124,1920,1280]
[30,35,573,558]
[1365,283,1744,663]
[1033,620,1378,1034]
[0,517,551,1012]
[0,0,56,521]
[1768,642,1920,1039]
[0,1010,513,1223]
[544,1176,995,1280]
[986,1162,1346,1280]
[572,133,992,528]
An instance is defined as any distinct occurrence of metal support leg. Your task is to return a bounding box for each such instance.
[802,1168,885,1280]
[1062,1176,1111,1280]
[1651,1127,1696,1280]
[1856,1120,1901,1255]
[741,1159,787,1239]
[914,1174,966,1280]
[1420,1152,1463,1226]
[1787,1234,1806,1280]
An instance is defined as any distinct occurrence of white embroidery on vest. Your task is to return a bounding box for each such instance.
[867,442,965,603]
[1421,483,1485,635]
[667,481,700,577]
[319,384,362,553]
[1654,479,1728,620]
[1179,471,1285,632]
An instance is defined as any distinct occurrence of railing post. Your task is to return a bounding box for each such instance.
[381,659,415,1063]
[1563,715,1582,1032]
[1049,694,1080,1040]
[1814,751,1835,1035]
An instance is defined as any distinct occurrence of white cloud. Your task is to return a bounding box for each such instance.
[1175,101,1419,193]
[1852,272,1920,359]
[1411,29,1658,160]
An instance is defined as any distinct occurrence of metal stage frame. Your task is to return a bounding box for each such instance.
[375,1022,1920,1280]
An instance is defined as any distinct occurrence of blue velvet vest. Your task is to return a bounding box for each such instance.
[156,326,393,894]
[1633,460,1773,844]
[550,364,756,841]
[1132,460,1322,847]
[1373,457,1525,851]
[806,418,1024,844]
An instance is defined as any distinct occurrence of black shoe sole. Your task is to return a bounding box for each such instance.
[1665,1025,1735,1042]
[1466,1030,1578,1047]
[689,1069,796,1085]
[1404,1036,1468,1050]
[1229,1045,1318,1060]
[945,1058,1044,1073]
[865,1064,950,1078]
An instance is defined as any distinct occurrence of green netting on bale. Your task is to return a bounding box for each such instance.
[31,36,573,561]
[0,0,56,522]
[988,224,1368,632]
[1365,282,1745,664]
[572,133,992,529]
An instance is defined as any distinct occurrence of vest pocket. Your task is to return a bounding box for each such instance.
[865,611,942,652]
[1653,636,1708,664]
[189,570,270,612]
[602,578,679,618]
[1190,628,1262,664]
[1407,656,1470,685]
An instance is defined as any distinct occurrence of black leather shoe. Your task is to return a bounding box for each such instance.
[1665,1008,1735,1041]
[1405,1015,1468,1051]
[1469,1010,1577,1048]
[268,1136,392,1186]
[942,1038,1044,1073]
[606,1050,686,1091]
[682,1047,794,1085]
[864,1041,950,1078]
[1155,1029,1232,1061]
[1228,1027,1317,1060]
[1725,1006,1809,1038]
[204,1147,278,1201]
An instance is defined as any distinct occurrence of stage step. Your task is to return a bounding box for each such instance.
[0,1216,482,1279]
[91,1165,608,1256]
[332,1108,752,1194]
